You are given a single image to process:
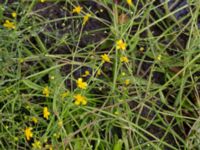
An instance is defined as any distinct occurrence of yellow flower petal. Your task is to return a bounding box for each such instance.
[125,79,130,85]
[74,94,87,106]
[76,78,88,89]
[157,54,162,61]
[82,70,90,77]
[127,0,133,6]
[72,6,82,14]
[43,107,50,120]
[40,0,46,3]
[32,117,38,124]
[43,86,50,97]
[24,127,33,141]
[32,140,41,149]
[101,54,111,63]
[116,39,127,51]
[58,120,63,127]
[120,56,129,63]
[11,12,17,18]
[61,91,69,99]
[139,47,144,52]
[83,13,91,25]
[3,20,16,29]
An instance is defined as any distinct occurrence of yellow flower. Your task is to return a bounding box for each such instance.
[61,91,69,99]
[127,0,133,6]
[101,54,111,63]
[45,144,53,150]
[157,54,161,61]
[125,79,130,85]
[97,69,101,76]
[43,107,50,120]
[49,76,55,80]
[114,111,119,115]
[32,117,38,124]
[3,20,16,29]
[43,86,50,97]
[82,70,90,77]
[24,127,33,141]
[122,72,126,76]
[74,94,87,105]
[76,78,88,89]
[58,120,63,127]
[53,133,60,139]
[14,137,18,141]
[83,13,91,25]
[95,69,102,77]
[116,39,127,51]
[32,140,41,149]
[12,12,17,18]
[139,47,144,52]
[40,0,46,2]
[120,56,129,63]
[19,58,24,63]
[72,6,82,14]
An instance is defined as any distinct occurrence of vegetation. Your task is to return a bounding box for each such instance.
[0,0,200,149]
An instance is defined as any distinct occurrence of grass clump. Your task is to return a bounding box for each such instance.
[0,0,200,149]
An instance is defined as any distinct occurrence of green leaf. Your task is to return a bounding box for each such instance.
[22,79,43,91]
[113,139,123,150]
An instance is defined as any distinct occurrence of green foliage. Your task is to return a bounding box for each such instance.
[0,0,200,149]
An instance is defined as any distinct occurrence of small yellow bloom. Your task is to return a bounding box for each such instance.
[53,133,60,139]
[43,86,50,97]
[82,70,90,77]
[157,54,161,61]
[12,12,17,18]
[97,69,101,76]
[58,120,63,127]
[116,39,127,51]
[14,137,18,141]
[24,127,33,141]
[83,13,91,25]
[40,0,46,2]
[114,111,119,115]
[45,144,53,150]
[125,79,130,85]
[32,117,38,124]
[14,137,19,142]
[122,72,126,76]
[61,91,69,99]
[127,0,133,6]
[3,20,16,29]
[50,76,55,80]
[72,6,82,14]
[32,140,41,149]
[76,78,88,89]
[19,58,24,63]
[43,107,50,120]
[120,56,129,63]
[74,94,87,105]
[139,47,144,52]
[101,54,111,63]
